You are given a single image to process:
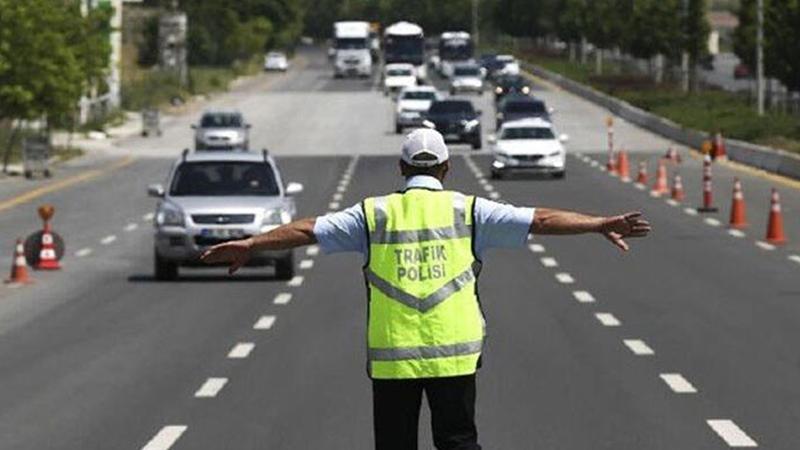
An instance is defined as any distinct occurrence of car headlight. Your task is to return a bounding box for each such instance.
[522,86,530,94]
[548,150,563,157]
[156,202,184,227]
[262,208,291,226]
[462,119,480,131]
[495,87,503,94]
[496,113,504,119]
[422,120,436,129]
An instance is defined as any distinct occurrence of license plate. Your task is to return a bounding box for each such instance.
[445,133,460,140]
[200,228,245,239]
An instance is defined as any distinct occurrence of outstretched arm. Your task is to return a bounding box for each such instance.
[201,217,317,274]
[531,208,651,251]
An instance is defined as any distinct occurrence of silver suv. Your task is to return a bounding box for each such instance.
[147,149,304,280]
[192,109,251,150]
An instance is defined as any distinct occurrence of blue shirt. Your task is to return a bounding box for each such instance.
[313,175,535,260]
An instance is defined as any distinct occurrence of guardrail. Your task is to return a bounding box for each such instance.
[521,61,800,180]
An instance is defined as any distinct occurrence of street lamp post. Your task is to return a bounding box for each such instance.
[756,0,765,116]
[472,0,479,48]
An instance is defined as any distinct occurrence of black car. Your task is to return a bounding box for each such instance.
[495,94,551,129]
[493,74,532,103]
[424,100,482,150]
[478,53,505,81]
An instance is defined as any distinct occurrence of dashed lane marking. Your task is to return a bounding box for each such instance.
[659,373,697,394]
[728,229,746,238]
[555,273,574,284]
[572,291,595,303]
[755,241,776,251]
[483,184,494,192]
[684,207,699,216]
[540,257,558,268]
[143,212,155,222]
[332,193,343,201]
[634,184,646,190]
[489,191,501,200]
[528,243,545,253]
[595,313,621,327]
[336,185,346,193]
[665,199,679,207]
[299,259,314,270]
[227,342,255,359]
[306,245,320,256]
[141,425,187,450]
[125,223,139,232]
[789,255,800,264]
[254,315,276,330]
[194,377,228,398]
[704,218,722,227]
[100,235,117,245]
[287,276,304,287]
[75,248,92,257]
[273,292,292,305]
[706,419,758,447]
[329,202,340,210]
[623,339,655,355]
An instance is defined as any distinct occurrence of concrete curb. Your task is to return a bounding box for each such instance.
[521,61,800,180]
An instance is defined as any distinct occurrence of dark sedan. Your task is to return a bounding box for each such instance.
[493,74,532,103]
[423,100,482,150]
[495,94,551,129]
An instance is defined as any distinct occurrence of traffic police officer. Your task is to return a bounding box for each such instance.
[201,128,651,450]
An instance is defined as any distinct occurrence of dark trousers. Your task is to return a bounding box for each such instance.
[372,374,481,450]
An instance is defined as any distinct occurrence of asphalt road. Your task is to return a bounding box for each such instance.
[0,46,799,449]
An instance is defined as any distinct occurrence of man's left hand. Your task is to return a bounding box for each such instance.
[600,212,651,251]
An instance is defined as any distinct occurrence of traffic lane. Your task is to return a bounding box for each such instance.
[0,156,348,450]
[484,153,796,448]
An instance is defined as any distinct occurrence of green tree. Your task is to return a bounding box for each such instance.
[583,0,624,74]
[764,1,800,92]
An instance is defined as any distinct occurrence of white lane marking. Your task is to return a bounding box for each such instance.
[194,377,228,398]
[336,185,346,193]
[141,425,188,450]
[789,255,800,264]
[483,184,494,192]
[100,235,117,245]
[684,207,699,216]
[572,291,595,303]
[273,292,292,304]
[623,339,655,355]
[540,257,558,268]
[755,241,776,251]
[528,243,545,253]
[125,223,139,232]
[659,373,697,394]
[227,342,255,359]
[478,178,488,185]
[332,193,343,201]
[329,202,340,210]
[589,160,599,167]
[75,248,93,257]
[634,183,646,190]
[595,313,621,327]
[489,191,501,200]
[555,273,574,284]
[287,275,304,287]
[704,218,722,227]
[706,420,758,447]
[306,245,320,256]
[254,315,276,330]
[665,199,679,207]
[649,191,661,198]
[142,212,155,222]
[728,229,746,238]
[299,259,314,270]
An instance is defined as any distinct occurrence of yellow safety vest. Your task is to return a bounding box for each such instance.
[363,189,484,379]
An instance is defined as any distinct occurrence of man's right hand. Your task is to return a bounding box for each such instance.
[200,238,253,274]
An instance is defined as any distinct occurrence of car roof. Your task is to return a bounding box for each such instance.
[432,99,473,106]
[500,94,542,104]
[453,62,480,69]
[497,55,515,61]
[386,63,414,70]
[267,51,285,56]
[501,118,553,129]
[181,150,272,164]
[201,109,243,116]
[400,86,437,93]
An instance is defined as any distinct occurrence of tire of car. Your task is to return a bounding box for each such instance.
[275,252,295,280]
[553,170,566,179]
[471,138,482,150]
[449,88,456,96]
[154,250,179,281]
[395,123,403,134]
[490,169,504,180]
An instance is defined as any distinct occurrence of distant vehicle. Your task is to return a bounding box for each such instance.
[383,63,417,96]
[495,94,552,129]
[369,22,381,59]
[490,118,567,179]
[438,31,474,78]
[423,99,482,150]
[478,53,505,80]
[449,63,484,95]
[493,74,532,102]
[734,63,751,79]
[264,51,289,71]
[395,86,441,133]
[496,54,520,76]
[148,149,305,280]
[333,21,373,78]
[192,110,250,151]
[384,21,427,82]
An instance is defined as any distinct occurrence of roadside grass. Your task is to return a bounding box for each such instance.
[0,126,84,169]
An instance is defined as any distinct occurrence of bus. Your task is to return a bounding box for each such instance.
[383,21,426,83]
[438,31,474,78]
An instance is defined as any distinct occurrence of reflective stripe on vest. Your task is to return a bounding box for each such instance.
[370,194,472,244]
[368,339,483,361]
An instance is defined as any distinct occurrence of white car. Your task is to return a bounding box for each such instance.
[264,51,289,71]
[394,86,441,133]
[383,63,417,96]
[497,54,520,76]
[490,118,568,179]
[449,63,484,95]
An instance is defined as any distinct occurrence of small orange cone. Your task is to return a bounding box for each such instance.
[712,131,727,160]
[636,161,648,185]
[728,178,747,229]
[651,159,668,196]
[5,239,32,285]
[617,150,630,182]
[671,173,685,201]
[36,222,61,270]
[664,146,681,164]
[766,188,787,245]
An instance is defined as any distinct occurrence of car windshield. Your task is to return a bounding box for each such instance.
[501,127,555,140]
[454,67,480,77]
[402,91,436,100]
[336,38,367,49]
[200,114,243,128]
[170,162,279,196]
[429,101,473,114]
[388,68,412,76]
[504,101,546,114]
[498,76,525,87]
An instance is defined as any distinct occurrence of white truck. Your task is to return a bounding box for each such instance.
[438,31,474,79]
[332,21,373,78]
[383,21,427,83]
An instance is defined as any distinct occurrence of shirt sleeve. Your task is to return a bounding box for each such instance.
[473,197,535,258]
[312,204,368,256]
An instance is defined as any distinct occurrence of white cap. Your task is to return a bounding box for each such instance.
[401,128,449,167]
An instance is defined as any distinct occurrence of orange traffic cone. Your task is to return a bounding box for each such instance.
[671,173,685,201]
[665,147,681,164]
[728,178,747,229]
[617,150,630,182]
[36,222,61,270]
[636,161,648,185]
[712,131,727,160]
[765,188,787,245]
[5,239,32,284]
[651,159,668,196]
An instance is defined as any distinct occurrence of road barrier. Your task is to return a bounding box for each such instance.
[522,62,800,180]
[698,155,719,213]
[33,205,62,271]
[671,173,685,202]
[651,159,669,196]
[636,161,648,186]
[5,239,32,285]
[729,178,748,229]
[766,189,787,244]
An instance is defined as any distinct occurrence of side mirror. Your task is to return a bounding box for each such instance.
[190,124,197,129]
[148,184,165,198]
[245,123,252,129]
[422,120,436,129]
[488,135,497,145]
[285,182,304,195]
[559,134,569,143]
[548,107,556,115]
[476,109,483,116]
